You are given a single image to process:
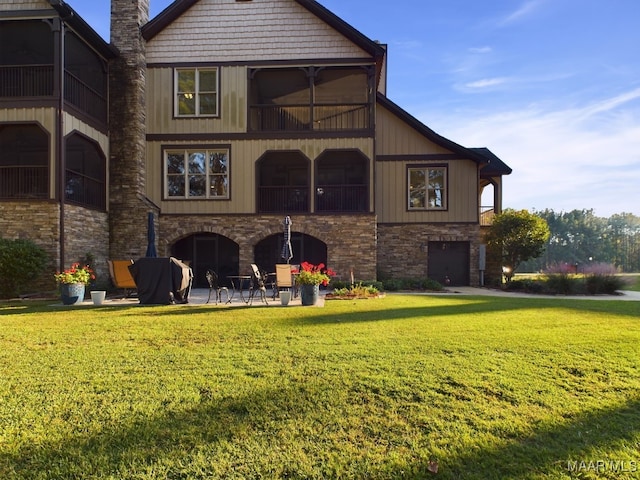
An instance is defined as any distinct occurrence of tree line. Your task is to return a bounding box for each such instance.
[519,209,640,273]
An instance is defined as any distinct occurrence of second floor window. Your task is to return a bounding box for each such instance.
[166,148,229,199]
[408,166,447,210]
[175,68,219,117]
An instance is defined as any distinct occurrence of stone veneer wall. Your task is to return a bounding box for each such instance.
[159,214,378,282]
[64,204,110,290]
[108,0,153,261]
[0,202,60,293]
[377,223,482,286]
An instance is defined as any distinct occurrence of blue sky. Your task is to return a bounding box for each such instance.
[75,0,640,217]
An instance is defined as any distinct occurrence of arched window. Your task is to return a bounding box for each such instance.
[257,151,309,213]
[65,133,106,210]
[316,150,368,212]
[0,124,49,199]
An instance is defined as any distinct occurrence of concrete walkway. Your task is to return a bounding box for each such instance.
[72,286,639,307]
[92,288,324,307]
[431,286,640,302]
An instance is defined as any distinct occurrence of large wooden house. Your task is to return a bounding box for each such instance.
[0,0,511,290]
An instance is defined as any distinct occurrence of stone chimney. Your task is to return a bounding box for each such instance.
[108,0,153,259]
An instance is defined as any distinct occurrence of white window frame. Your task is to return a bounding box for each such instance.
[174,67,219,117]
[407,165,447,210]
[165,148,230,199]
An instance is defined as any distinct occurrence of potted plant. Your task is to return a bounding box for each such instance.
[54,263,95,305]
[293,262,335,305]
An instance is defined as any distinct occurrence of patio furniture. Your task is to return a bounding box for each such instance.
[250,263,269,305]
[107,259,137,298]
[227,275,252,303]
[274,264,293,300]
[205,269,230,304]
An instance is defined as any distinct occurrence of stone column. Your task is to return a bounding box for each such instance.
[108,0,152,259]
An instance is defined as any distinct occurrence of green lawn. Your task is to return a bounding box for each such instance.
[1,295,639,479]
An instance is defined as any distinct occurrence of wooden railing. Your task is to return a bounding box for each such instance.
[0,65,107,123]
[0,65,54,97]
[0,166,48,199]
[64,71,107,122]
[65,172,106,210]
[249,103,370,132]
[257,186,309,213]
[480,206,495,226]
[315,185,368,212]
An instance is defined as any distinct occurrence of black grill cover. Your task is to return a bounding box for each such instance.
[129,257,192,305]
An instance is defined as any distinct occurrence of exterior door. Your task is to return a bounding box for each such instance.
[427,241,470,286]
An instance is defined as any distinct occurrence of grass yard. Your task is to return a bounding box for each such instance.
[0,295,639,479]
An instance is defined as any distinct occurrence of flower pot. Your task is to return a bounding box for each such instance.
[91,290,106,305]
[60,283,85,305]
[279,290,291,306]
[300,284,319,306]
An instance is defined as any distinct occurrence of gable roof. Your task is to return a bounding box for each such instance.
[142,0,385,60]
[471,148,513,176]
[48,0,118,58]
[377,92,498,166]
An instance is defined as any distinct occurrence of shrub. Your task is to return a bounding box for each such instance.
[583,263,624,294]
[505,278,545,294]
[0,238,48,299]
[380,277,443,292]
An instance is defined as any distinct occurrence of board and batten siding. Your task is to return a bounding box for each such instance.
[145,0,370,63]
[0,108,109,202]
[375,102,480,224]
[1,107,57,199]
[146,66,246,135]
[376,159,480,224]
[147,137,374,215]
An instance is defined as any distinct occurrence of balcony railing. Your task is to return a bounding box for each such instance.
[480,206,495,226]
[258,186,309,213]
[0,166,48,199]
[0,65,54,97]
[64,71,107,122]
[0,65,107,123]
[316,185,368,212]
[249,103,370,132]
[65,172,106,210]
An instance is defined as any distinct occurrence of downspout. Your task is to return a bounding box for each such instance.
[53,17,66,270]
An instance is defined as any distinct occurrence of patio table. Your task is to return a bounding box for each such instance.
[227,275,252,304]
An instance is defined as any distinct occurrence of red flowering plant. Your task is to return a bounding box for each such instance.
[54,262,95,285]
[293,262,336,286]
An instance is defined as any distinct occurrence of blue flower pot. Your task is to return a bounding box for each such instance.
[60,283,85,305]
[300,284,319,306]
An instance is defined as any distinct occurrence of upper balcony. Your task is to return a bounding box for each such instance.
[0,65,107,124]
[0,20,109,126]
[248,65,374,134]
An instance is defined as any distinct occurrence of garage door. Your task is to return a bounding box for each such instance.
[427,241,470,286]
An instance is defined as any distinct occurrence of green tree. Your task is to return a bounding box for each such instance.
[485,209,550,281]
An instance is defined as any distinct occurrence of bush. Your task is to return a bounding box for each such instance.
[542,273,581,295]
[506,278,544,293]
[0,238,48,299]
[331,279,383,292]
[380,277,443,292]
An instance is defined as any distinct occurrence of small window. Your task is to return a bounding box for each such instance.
[408,166,446,210]
[175,68,219,117]
[165,148,229,199]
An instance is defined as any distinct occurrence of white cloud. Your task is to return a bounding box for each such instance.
[419,89,640,216]
[464,77,509,89]
[499,0,545,26]
[469,46,492,54]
